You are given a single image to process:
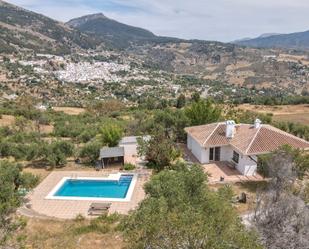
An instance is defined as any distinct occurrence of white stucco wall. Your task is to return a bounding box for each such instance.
[120,144,137,157]
[187,134,258,176]
[235,154,257,176]
[187,135,192,150]
[187,134,209,163]
[217,145,258,176]
[220,146,233,161]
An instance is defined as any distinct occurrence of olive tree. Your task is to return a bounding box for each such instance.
[185,99,221,126]
[254,150,309,249]
[122,164,262,249]
[100,124,123,147]
[0,161,38,247]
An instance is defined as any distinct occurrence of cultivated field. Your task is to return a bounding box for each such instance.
[52,107,86,115]
[237,104,309,125]
[0,114,15,126]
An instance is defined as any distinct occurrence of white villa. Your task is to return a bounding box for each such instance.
[185,119,309,176]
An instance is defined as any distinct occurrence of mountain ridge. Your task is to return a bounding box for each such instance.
[66,13,159,49]
[235,30,309,50]
[0,0,101,54]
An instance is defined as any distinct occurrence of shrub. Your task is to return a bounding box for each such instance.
[123,163,135,171]
[79,142,101,165]
[100,124,123,147]
[43,140,74,166]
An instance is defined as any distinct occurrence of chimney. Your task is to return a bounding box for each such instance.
[225,120,236,138]
[254,118,262,129]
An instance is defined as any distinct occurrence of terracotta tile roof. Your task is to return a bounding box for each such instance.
[184,123,219,145]
[247,125,309,155]
[185,122,309,155]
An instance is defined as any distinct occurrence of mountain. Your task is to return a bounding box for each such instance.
[1,0,309,101]
[0,0,101,54]
[235,30,309,50]
[66,13,180,49]
[258,33,281,38]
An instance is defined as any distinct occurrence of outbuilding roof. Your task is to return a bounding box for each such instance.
[99,147,124,158]
[118,135,151,145]
[185,122,309,155]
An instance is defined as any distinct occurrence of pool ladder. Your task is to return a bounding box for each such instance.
[70,173,78,180]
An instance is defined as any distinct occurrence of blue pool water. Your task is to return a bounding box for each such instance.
[54,175,133,199]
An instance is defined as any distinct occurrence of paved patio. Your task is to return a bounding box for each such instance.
[25,169,151,219]
[203,162,264,184]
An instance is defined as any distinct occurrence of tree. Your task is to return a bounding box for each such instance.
[191,91,200,102]
[258,145,309,179]
[153,109,189,142]
[100,124,123,147]
[14,116,31,132]
[176,94,186,108]
[0,161,38,247]
[138,128,180,172]
[79,141,101,165]
[254,149,309,249]
[123,164,262,249]
[185,99,221,126]
[43,140,74,166]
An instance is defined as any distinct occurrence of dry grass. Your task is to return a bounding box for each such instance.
[273,113,309,125]
[237,104,309,125]
[53,107,85,115]
[0,114,53,133]
[23,161,97,182]
[23,218,125,249]
[0,114,15,126]
[39,124,54,134]
[237,104,309,115]
[210,181,268,214]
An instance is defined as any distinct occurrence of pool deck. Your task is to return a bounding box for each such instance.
[25,170,151,219]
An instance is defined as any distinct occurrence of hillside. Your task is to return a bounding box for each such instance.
[0,0,101,54]
[66,13,181,49]
[0,1,309,105]
[235,30,309,50]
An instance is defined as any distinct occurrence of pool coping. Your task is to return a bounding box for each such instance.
[45,173,138,202]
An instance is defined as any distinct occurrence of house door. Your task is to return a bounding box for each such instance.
[209,147,221,161]
[214,147,221,161]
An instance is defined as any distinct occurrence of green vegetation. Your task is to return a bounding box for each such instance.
[274,121,309,140]
[73,213,122,235]
[123,163,136,171]
[100,124,123,147]
[258,145,309,178]
[138,128,181,171]
[0,161,38,247]
[122,164,262,249]
[43,140,74,166]
[78,141,102,165]
[185,99,221,126]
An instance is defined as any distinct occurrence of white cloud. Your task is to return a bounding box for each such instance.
[5,0,309,41]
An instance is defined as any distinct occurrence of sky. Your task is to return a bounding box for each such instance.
[6,0,309,42]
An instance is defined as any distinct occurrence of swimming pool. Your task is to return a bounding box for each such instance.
[46,174,136,202]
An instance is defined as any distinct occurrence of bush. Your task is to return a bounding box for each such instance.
[100,124,123,147]
[20,172,40,190]
[122,165,262,249]
[123,163,135,171]
[79,142,101,165]
[43,140,74,166]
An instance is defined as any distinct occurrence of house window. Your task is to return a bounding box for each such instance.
[232,151,239,163]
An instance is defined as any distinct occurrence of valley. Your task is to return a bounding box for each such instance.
[238,104,309,125]
[0,1,309,249]
[0,0,309,108]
